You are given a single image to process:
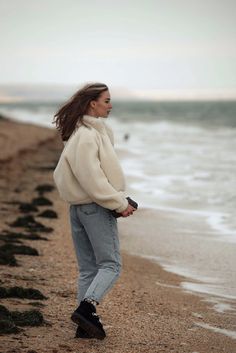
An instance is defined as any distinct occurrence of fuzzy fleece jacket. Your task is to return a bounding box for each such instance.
[53,115,128,212]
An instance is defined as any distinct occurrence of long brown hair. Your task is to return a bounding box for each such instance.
[53,82,108,141]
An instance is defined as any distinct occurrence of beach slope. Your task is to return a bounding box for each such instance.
[0,118,235,353]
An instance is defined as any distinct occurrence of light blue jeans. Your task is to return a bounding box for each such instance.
[69,203,122,304]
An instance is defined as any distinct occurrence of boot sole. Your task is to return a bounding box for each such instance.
[71,312,106,340]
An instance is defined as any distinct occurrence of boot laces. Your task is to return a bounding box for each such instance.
[92,312,102,323]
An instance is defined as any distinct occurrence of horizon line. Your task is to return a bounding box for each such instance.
[0,83,236,102]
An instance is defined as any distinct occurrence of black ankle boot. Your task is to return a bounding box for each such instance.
[71,300,106,340]
[75,325,94,338]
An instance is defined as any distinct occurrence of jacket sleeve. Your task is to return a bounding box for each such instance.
[67,139,128,212]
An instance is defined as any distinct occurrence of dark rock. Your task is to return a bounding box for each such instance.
[0,286,47,300]
[32,197,53,206]
[37,210,58,219]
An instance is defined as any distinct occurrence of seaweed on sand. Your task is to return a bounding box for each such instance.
[0,243,39,256]
[0,305,20,334]
[8,215,53,233]
[0,305,45,334]
[35,184,55,195]
[0,286,47,300]
[0,230,48,242]
[32,197,53,206]
[19,202,39,213]
[0,249,18,266]
[11,309,44,326]
[37,210,58,219]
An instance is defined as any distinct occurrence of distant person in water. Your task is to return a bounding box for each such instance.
[53,82,138,339]
[124,133,130,141]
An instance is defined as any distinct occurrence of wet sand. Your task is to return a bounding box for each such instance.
[0,117,235,353]
[118,207,236,300]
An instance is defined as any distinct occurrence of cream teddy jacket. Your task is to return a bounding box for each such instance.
[53,115,128,212]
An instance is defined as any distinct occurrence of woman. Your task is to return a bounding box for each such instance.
[53,83,137,340]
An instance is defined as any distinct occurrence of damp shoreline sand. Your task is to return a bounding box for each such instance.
[0,117,235,353]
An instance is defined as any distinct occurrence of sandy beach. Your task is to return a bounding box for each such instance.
[0,117,235,353]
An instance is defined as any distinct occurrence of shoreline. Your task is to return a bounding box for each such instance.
[118,205,236,302]
[0,117,235,352]
[119,161,236,301]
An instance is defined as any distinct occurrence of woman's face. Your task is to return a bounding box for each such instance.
[90,90,112,118]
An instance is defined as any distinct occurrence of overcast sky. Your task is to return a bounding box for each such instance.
[1,0,236,96]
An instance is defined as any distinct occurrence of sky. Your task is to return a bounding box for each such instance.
[0,0,236,98]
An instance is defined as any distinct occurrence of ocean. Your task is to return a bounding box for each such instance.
[1,100,236,304]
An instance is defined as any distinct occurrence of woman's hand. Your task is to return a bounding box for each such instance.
[121,204,136,217]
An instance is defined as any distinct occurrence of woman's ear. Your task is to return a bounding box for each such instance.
[90,100,96,109]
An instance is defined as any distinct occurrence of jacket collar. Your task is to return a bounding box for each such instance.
[82,115,106,135]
